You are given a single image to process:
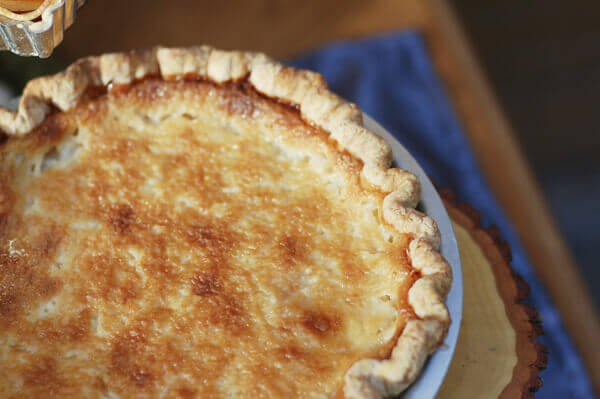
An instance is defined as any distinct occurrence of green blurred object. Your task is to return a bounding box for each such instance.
[0,51,65,92]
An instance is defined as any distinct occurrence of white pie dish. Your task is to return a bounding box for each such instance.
[364,114,463,398]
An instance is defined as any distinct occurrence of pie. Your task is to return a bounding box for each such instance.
[0,47,452,398]
[0,0,52,21]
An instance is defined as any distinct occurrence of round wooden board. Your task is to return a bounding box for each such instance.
[436,189,547,398]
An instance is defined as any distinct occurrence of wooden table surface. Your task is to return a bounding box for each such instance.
[438,192,546,398]
[56,0,600,395]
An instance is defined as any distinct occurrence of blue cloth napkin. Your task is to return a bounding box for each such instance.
[291,32,594,398]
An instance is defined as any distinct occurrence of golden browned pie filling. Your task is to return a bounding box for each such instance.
[0,0,51,20]
[0,0,44,12]
[0,79,421,398]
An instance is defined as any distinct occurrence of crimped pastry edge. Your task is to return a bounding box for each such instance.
[0,47,452,398]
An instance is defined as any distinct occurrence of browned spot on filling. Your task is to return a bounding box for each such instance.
[82,253,140,305]
[35,227,63,255]
[277,344,306,361]
[0,244,60,320]
[23,357,60,388]
[191,271,221,296]
[109,329,154,388]
[35,309,92,343]
[185,221,238,257]
[207,290,250,335]
[302,310,340,335]
[279,235,307,267]
[177,387,197,399]
[110,204,135,234]
[222,84,258,117]
[191,265,250,335]
[131,369,153,387]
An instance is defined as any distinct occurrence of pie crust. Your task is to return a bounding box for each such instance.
[0,47,452,398]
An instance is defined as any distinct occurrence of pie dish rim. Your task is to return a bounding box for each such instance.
[363,114,462,398]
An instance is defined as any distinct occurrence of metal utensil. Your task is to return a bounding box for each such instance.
[0,0,86,58]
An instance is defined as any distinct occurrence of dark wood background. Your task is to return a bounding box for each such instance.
[454,1,600,167]
[453,1,600,310]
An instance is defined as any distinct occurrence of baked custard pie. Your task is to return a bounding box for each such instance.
[0,0,52,21]
[0,47,451,398]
